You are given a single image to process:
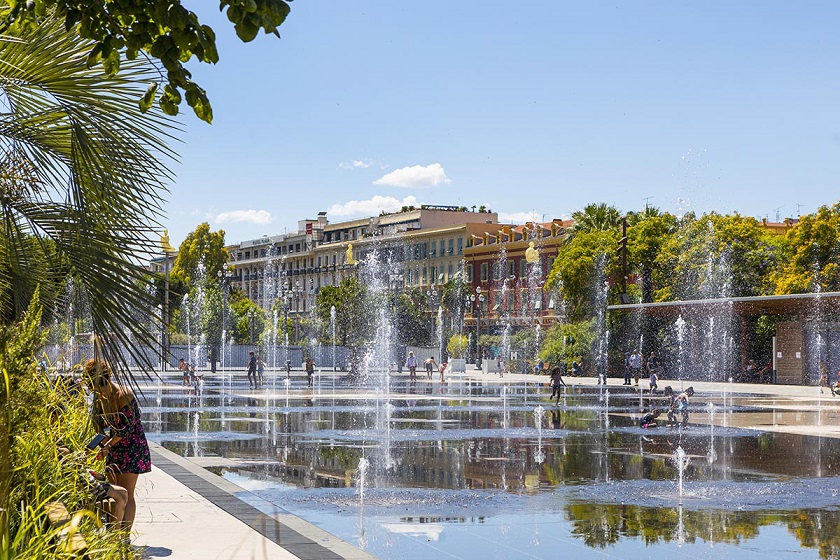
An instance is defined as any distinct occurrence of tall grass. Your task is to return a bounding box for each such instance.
[1,296,128,558]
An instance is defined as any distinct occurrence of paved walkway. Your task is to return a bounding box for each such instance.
[133,442,376,560]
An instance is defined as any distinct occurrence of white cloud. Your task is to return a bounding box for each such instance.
[215,209,273,225]
[373,163,450,189]
[499,211,540,224]
[328,195,419,217]
[338,159,373,170]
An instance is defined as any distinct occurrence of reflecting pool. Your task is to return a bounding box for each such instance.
[141,371,840,559]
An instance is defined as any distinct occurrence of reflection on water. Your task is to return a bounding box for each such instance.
[142,372,840,559]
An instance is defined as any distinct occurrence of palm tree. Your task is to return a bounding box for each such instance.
[566,203,622,242]
[0,14,177,379]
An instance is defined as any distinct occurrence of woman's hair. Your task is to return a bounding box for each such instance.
[84,359,125,433]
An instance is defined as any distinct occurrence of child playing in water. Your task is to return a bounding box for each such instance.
[663,386,677,426]
[649,370,658,395]
[639,408,661,428]
[549,367,567,405]
[671,386,695,427]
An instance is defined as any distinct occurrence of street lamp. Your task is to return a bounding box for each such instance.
[282,281,304,346]
[468,287,485,368]
[389,271,404,371]
[426,287,439,348]
[248,309,255,345]
[159,230,176,370]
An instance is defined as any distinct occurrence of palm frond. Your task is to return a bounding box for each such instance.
[0,14,179,386]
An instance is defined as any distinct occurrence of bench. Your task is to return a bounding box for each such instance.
[45,501,88,556]
[95,497,117,524]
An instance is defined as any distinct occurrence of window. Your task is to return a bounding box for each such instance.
[422,267,427,284]
[295,243,301,252]
[480,263,488,282]
[520,259,527,277]
[467,265,474,283]
[448,238,454,255]
[508,261,515,278]
[493,262,501,281]
[422,242,428,259]
[244,251,251,259]
[430,240,436,256]
[457,237,463,254]
[430,266,436,284]
[448,264,453,279]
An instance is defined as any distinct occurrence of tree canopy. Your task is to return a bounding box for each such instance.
[170,222,228,287]
[2,0,292,122]
[773,202,840,294]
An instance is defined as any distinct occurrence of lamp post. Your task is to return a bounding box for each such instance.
[389,271,404,371]
[159,230,176,370]
[248,309,255,345]
[469,287,484,368]
[425,287,439,348]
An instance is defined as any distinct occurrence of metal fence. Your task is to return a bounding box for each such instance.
[39,342,352,372]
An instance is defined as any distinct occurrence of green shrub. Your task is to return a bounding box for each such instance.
[1,297,128,558]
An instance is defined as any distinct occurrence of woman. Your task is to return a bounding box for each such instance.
[84,359,151,534]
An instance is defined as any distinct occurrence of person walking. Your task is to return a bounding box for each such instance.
[647,351,660,380]
[305,357,315,387]
[247,351,258,388]
[84,359,151,535]
[257,355,266,386]
[178,358,191,387]
[649,369,658,395]
[405,351,418,380]
[424,356,438,380]
[623,353,632,385]
[549,367,567,405]
[630,350,642,386]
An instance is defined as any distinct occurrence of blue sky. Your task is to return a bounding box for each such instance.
[165,1,840,246]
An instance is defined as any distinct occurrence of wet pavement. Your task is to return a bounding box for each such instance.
[138,369,840,559]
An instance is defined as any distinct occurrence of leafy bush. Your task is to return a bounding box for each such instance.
[1,297,128,558]
[447,334,468,358]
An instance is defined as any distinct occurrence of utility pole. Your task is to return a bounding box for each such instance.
[617,217,629,304]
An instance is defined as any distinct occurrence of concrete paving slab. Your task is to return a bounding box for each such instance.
[134,441,377,560]
[133,464,301,560]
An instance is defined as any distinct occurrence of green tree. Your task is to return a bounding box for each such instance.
[627,211,679,303]
[315,277,370,347]
[447,334,468,358]
[654,212,778,301]
[540,320,596,369]
[773,202,840,294]
[170,222,228,288]
[547,229,619,321]
[396,287,432,347]
[230,296,265,344]
[3,0,292,122]
[567,203,622,240]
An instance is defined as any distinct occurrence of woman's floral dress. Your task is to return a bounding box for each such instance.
[107,397,151,474]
